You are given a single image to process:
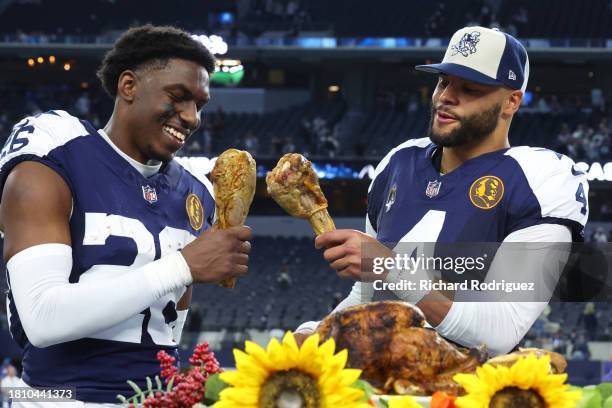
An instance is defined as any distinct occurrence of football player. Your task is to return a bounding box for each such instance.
[296,27,589,355]
[0,25,252,405]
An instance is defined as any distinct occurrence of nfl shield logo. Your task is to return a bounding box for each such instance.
[425,180,442,198]
[142,185,158,203]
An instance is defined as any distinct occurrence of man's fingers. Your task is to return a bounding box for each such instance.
[239,241,251,254]
[233,253,249,265]
[233,264,248,276]
[226,225,253,240]
[330,257,350,272]
[323,245,346,263]
[337,266,355,279]
[315,229,355,249]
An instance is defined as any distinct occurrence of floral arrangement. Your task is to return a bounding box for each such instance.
[118,342,223,407]
[122,333,599,408]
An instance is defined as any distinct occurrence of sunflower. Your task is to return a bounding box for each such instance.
[214,332,370,408]
[386,395,422,408]
[453,354,582,408]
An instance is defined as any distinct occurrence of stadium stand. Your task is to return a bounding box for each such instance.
[0,0,610,40]
[2,83,609,163]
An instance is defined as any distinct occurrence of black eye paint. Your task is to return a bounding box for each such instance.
[160,103,176,122]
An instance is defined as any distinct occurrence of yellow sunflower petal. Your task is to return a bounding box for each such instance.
[297,333,323,375]
[217,331,367,407]
[453,372,489,395]
[244,340,272,370]
[387,395,422,408]
[212,400,240,408]
[324,387,364,407]
[455,394,488,408]
[318,337,336,359]
[218,386,259,404]
[456,353,581,408]
[232,349,269,381]
[339,368,362,386]
[282,331,300,353]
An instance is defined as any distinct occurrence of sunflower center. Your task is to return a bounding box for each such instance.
[259,369,320,408]
[489,387,545,408]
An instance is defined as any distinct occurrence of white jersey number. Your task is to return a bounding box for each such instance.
[81,213,196,345]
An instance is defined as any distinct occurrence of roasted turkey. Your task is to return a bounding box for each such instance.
[266,153,335,235]
[485,347,567,374]
[316,301,487,395]
[210,148,256,288]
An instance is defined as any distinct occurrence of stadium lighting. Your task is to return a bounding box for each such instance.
[27,58,35,67]
[328,85,340,93]
[190,34,228,55]
[36,56,44,64]
[211,59,244,86]
[49,55,56,64]
[63,63,71,71]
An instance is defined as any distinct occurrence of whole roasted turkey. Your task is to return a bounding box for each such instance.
[316,301,488,396]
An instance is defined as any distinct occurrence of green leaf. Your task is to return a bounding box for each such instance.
[166,376,175,393]
[351,379,375,402]
[116,394,127,403]
[203,373,229,403]
[598,383,612,402]
[146,376,154,397]
[378,397,390,408]
[604,395,612,408]
[126,380,144,396]
[155,376,163,391]
[575,385,603,408]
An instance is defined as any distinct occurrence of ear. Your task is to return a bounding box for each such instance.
[502,90,523,117]
[116,70,138,103]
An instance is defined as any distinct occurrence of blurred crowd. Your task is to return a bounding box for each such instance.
[524,303,606,362]
[555,120,611,163]
[1,84,610,165]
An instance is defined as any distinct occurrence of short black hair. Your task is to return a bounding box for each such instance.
[97,25,216,98]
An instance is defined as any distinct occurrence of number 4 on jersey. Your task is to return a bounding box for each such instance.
[575,183,587,215]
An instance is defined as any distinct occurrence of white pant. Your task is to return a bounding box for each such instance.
[10,379,121,408]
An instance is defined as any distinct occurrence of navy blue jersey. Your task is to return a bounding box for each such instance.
[0,111,215,402]
[367,138,589,244]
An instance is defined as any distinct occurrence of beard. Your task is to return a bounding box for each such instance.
[427,102,501,147]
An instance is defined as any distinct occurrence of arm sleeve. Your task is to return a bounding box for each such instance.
[435,223,571,355]
[8,243,193,348]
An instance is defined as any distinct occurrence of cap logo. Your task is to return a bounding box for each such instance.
[450,31,481,57]
[509,70,517,80]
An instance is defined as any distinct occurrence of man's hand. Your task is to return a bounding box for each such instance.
[315,229,393,281]
[181,226,252,284]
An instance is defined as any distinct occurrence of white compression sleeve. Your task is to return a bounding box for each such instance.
[8,243,193,348]
[435,224,572,355]
[172,309,189,344]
